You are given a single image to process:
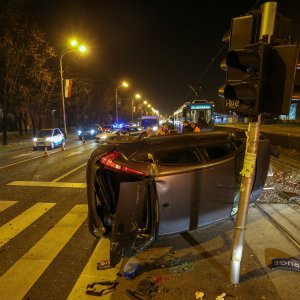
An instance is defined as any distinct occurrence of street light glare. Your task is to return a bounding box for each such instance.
[70,39,78,47]
[143,100,148,105]
[79,45,87,53]
[122,81,129,87]
[135,93,141,99]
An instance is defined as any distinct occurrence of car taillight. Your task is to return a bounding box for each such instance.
[100,151,146,176]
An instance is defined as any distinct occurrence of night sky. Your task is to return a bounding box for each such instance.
[28,0,300,115]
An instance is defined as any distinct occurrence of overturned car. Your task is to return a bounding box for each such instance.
[86,131,271,265]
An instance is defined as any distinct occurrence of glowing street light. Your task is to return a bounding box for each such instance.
[115,81,129,124]
[60,39,88,137]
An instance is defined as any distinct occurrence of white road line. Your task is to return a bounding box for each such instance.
[10,153,33,159]
[52,163,87,182]
[0,200,18,213]
[0,204,87,300]
[0,141,95,170]
[7,181,87,188]
[0,202,56,247]
[68,238,122,300]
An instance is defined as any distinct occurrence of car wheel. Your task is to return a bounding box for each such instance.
[33,147,38,151]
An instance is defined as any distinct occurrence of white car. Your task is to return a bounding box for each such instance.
[33,128,65,150]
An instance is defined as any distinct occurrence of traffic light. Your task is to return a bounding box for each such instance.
[219,43,271,115]
[266,44,300,115]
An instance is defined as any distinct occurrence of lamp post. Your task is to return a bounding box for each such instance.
[59,41,87,138]
[131,93,141,122]
[115,81,129,124]
[51,110,56,127]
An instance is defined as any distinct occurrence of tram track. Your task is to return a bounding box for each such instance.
[254,203,300,251]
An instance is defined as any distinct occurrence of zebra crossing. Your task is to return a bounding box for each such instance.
[0,200,120,300]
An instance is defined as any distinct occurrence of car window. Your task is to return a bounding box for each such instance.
[154,147,200,165]
[131,153,154,163]
[54,129,60,136]
[202,142,236,160]
[37,130,52,137]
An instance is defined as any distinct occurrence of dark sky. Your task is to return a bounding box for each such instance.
[28,0,300,115]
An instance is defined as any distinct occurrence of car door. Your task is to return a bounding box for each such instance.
[154,143,237,235]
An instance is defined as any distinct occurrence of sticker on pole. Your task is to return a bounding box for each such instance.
[272,258,300,272]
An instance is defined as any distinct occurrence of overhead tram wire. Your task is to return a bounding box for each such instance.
[184,0,262,102]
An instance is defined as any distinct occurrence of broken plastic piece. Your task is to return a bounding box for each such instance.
[195,291,204,299]
[216,292,226,300]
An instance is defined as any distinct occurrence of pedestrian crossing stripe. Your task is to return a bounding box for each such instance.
[0,202,56,247]
[68,238,122,299]
[0,200,17,213]
[0,204,87,300]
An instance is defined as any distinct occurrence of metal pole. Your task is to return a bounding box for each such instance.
[115,86,119,124]
[59,54,67,138]
[131,99,134,123]
[230,1,277,285]
[230,115,261,284]
[260,1,277,43]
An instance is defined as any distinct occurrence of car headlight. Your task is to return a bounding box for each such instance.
[100,135,107,140]
[78,130,82,135]
[45,137,51,141]
[33,138,37,142]
[90,129,95,135]
[152,126,158,131]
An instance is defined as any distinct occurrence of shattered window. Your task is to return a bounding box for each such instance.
[155,147,200,165]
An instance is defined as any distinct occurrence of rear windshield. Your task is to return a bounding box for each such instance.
[154,147,200,165]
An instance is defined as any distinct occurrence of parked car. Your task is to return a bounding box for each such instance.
[33,128,65,150]
[77,124,102,140]
[86,131,271,265]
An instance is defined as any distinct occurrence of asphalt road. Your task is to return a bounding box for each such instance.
[1,138,299,300]
[0,139,119,299]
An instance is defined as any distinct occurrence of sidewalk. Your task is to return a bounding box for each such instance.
[111,204,299,300]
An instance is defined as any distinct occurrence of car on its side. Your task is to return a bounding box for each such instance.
[77,124,102,140]
[86,131,271,265]
[33,128,65,150]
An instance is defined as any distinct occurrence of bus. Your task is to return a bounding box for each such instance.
[141,115,160,131]
[173,100,214,133]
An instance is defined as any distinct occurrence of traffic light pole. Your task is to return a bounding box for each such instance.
[230,115,261,284]
[230,1,277,284]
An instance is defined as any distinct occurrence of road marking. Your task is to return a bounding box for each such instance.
[0,141,95,170]
[0,204,87,300]
[66,151,83,157]
[52,163,87,182]
[0,200,18,213]
[0,202,56,247]
[7,181,87,188]
[68,238,121,300]
[10,153,33,159]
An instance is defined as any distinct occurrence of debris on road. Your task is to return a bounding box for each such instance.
[195,290,205,299]
[216,292,226,300]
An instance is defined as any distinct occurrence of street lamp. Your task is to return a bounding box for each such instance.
[51,110,56,127]
[60,40,87,137]
[115,81,129,124]
[132,93,141,122]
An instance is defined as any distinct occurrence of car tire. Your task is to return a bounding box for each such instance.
[33,147,38,150]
